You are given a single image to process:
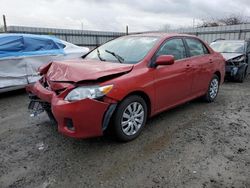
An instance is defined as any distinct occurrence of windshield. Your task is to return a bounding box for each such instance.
[85,36,159,64]
[210,41,245,53]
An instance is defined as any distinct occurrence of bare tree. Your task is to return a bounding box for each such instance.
[219,15,247,25]
[199,14,249,27]
[200,19,220,27]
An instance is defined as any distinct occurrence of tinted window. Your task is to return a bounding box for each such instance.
[186,38,209,57]
[156,39,186,60]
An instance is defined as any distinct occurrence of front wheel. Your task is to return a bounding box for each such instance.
[112,95,148,142]
[203,74,220,103]
[237,68,247,83]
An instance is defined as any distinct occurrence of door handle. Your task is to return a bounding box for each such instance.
[186,64,191,68]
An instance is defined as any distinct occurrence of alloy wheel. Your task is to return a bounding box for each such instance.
[121,102,145,136]
[209,78,219,99]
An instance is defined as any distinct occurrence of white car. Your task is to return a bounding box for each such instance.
[0,34,89,92]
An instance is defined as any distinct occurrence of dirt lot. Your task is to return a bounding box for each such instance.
[0,78,250,188]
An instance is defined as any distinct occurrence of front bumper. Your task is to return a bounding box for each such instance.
[27,82,111,139]
[225,62,247,79]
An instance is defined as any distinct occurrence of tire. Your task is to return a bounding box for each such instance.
[203,74,220,103]
[112,95,148,142]
[237,68,247,83]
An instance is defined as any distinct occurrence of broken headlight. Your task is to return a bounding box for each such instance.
[231,56,245,62]
[64,85,113,101]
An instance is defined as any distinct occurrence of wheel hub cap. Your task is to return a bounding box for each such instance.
[209,78,219,99]
[121,102,145,136]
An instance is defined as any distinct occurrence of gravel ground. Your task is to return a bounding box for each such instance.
[0,78,250,188]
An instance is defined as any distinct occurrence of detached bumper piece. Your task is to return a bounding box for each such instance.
[27,81,114,139]
[28,93,57,125]
[28,99,45,117]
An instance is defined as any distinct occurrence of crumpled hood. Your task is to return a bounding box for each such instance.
[221,53,244,61]
[42,59,134,83]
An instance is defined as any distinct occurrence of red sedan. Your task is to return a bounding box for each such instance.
[27,33,225,141]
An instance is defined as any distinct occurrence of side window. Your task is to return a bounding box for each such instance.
[185,38,209,57]
[156,39,187,60]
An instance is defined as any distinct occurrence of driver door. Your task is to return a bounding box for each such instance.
[153,38,194,113]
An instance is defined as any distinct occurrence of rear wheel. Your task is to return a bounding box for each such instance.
[203,74,220,103]
[112,95,147,142]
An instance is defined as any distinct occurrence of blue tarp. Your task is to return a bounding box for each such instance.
[0,34,65,58]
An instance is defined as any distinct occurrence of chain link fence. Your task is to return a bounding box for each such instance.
[2,24,250,47]
[3,26,125,48]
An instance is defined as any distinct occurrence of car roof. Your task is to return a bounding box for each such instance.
[0,33,60,41]
[126,32,199,39]
[212,39,245,43]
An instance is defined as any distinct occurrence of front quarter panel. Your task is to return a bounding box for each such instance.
[102,66,156,115]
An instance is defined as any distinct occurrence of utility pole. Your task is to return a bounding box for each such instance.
[3,15,7,32]
[81,22,84,30]
[126,25,128,35]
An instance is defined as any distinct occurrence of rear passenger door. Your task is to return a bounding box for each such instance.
[184,38,213,96]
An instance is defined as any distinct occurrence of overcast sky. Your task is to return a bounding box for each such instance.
[1,0,250,32]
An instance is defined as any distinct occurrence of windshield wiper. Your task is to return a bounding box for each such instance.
[97,48,106,61]
[105,50,124,63]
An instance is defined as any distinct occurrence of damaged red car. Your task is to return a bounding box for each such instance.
[27,33,225,141]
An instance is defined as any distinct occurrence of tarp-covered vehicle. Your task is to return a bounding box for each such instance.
[210,39,250,82]
[0,34,89,92]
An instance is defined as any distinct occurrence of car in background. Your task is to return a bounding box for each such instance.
[210,39,250,82]
[27,33,225,142]
[0,34,89,93]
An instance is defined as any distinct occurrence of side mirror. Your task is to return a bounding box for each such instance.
[155,55,175,66]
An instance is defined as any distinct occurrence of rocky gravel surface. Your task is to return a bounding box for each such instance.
[0,78,250,188]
